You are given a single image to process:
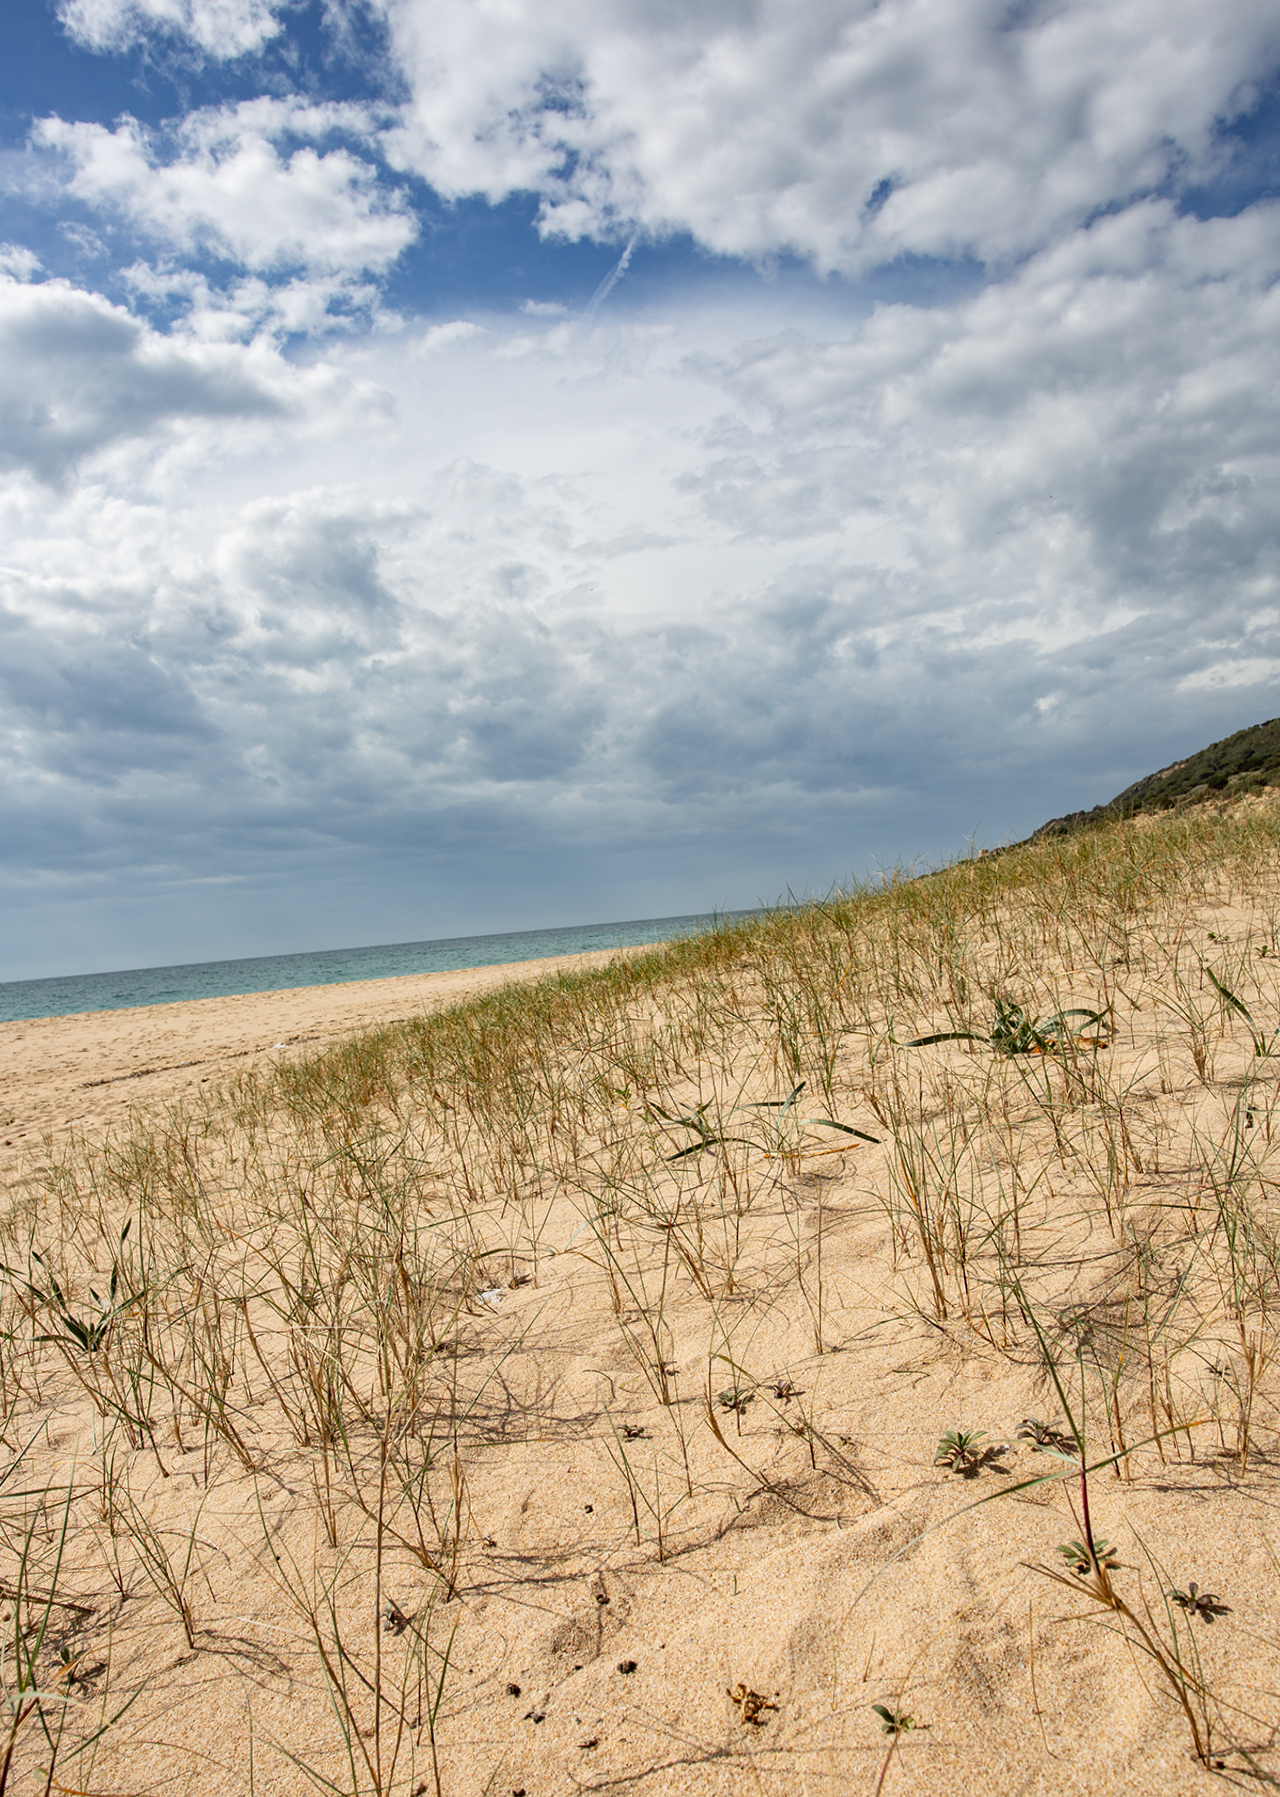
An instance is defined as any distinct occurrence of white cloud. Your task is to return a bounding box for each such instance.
[0,245,41,280]
[120,261,389,342]
[379,0,1279,270]
[57,0,283,58]
[1179,659,1280,692]
[2,199,1279,960]
[35,100,415,282]
[410,320,485,357]
[0,272,281,481]
[0,269,382,482]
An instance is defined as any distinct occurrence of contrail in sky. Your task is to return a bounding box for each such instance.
[582,232,639,320]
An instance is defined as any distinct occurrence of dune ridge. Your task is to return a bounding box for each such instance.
[1,801,1279,1793]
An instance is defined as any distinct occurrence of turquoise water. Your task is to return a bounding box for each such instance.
[0,912,745,1023]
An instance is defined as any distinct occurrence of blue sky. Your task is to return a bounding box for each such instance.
[2,0,1280,979]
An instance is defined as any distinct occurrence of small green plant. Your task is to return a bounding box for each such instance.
[1016,1417,1076,1454]
[871,1703,916,1735]
[652,1083,879,1161]
[1057,1537,1120,1576]
[936,1427,984,1469]
[1204,968,1278,1058]
[935,1429,1006,1475]
[908,998,1109,1056]
[739,1083,880,1150]
[1169,1582,1229,1623]
[19,1225,144,1356]
[649,1099,741,1161]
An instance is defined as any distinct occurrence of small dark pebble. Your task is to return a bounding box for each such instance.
[617,1660,637,1675]
[525,1710,545,1724]
[584,1504,593,1513]
[506,1683,522,1696]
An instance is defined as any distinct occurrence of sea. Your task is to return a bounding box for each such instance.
[0,912,745,1024]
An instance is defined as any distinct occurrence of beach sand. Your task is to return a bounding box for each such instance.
[0,945,645,1187]
[1,880,1277,1796]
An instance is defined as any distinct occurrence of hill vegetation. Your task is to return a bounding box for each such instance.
[1033,714,1280,839]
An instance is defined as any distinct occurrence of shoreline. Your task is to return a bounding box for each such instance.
[0,911,739,1025]
[0,942,650,1185]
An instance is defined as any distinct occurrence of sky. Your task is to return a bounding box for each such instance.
[2,0,1280,980]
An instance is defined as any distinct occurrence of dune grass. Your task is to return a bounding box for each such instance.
[1,798,1279,1790]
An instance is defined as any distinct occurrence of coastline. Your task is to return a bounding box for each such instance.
[0,942,649,1186]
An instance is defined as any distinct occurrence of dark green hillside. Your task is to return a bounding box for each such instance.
[1031,715,1280,840]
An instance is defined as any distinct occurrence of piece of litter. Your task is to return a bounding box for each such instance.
[477,1287,504,1307]
[271,1042,287,1049]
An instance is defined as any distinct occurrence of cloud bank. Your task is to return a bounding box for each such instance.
[381,0,1276,267]
[1,0,1278,974]
[58,0,282,58]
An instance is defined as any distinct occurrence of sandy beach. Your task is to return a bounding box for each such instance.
[0,945,645,1187]
[1,813,1278,1794]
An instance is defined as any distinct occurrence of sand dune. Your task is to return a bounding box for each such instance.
[1,812,1278,1794]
